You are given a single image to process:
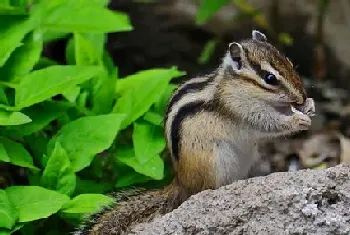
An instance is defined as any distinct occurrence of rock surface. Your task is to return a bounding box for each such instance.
[130,164,350,235]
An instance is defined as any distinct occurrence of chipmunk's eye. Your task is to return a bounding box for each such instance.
[264,73,279,86]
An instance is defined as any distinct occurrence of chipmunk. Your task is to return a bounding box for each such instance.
[75,30,315,235]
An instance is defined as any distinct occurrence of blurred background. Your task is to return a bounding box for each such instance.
[1,0,350,234]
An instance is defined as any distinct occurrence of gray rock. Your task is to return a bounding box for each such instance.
[130,164,350,235]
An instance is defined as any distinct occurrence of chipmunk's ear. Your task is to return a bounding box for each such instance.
[252,30,267,42]
[228,42,244,70]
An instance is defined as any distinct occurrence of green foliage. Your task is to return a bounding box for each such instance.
[47,114,125,172]
[42,1,132,33]
[113,68,184,128]
[0,111,31,126]
[15,65,102,108]
[0,15,36,67]
[198,39,217,65]
[0,137,39,171]
[61,194,114,214]
[196,0,230,24]
[41,142,76,196]
[5,186,70,223]
[116,144,164,181]
[278,33,293,46]
[123,121,166,180]
[0,190,17,229]
[0,0,183,234]
[0,29,43,81]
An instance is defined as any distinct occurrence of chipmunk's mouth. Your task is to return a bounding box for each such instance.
[274,105,293,116]
[273,103,302,116]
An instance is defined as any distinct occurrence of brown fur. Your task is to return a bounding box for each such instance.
[176,113,218,195]
[242,40,306,102]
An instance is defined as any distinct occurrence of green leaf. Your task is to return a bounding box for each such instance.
[0,15,36,66]
[0,0,10,5]
[92,74,115,114]
[143,111,163,126]
[42,31,69,42]
[91,0,110,6]
[0,223,23,235]
[65,38,75,65]
[116,146,164,180]
[0,110,31,126]
[74,33,101,66]
[198,40,217,65]
[0,137,38,171]
[43,2,133,33]
[103,51,118,78]
[5,186,70,222]
[48,114,125,172]
[5,102,69,137]
[196,0,230,24]
[113,68,184,128]
[0,0,11,6]
[115,69,178,97]
[0,143,9,162]
[62,86,80,102]
[33,57,58,70]
[15,65,102,108]
[41,142,76,196]
[0,86,8,105]
[153,84,177,115]
[73,33,115,114]
[0,190,18,229]
[61,194,114,214]
[8,0,32,8]
[0,230,10,235]
[278,32,293,46]
[23,133,48,168]
[115,72,146,96]
[76,90,89,112]
[0,2,26,15]
[0,29,43,82]
[133,122,165,163]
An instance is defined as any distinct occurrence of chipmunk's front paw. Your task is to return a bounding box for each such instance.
[297,98,315,116]
[289,110,312,131]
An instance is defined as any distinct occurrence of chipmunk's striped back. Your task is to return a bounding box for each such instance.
[164,72,218,161]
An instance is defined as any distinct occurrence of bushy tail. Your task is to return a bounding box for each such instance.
[74,183,181,235]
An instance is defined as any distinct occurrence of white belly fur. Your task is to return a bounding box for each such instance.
[214,139,259,187]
